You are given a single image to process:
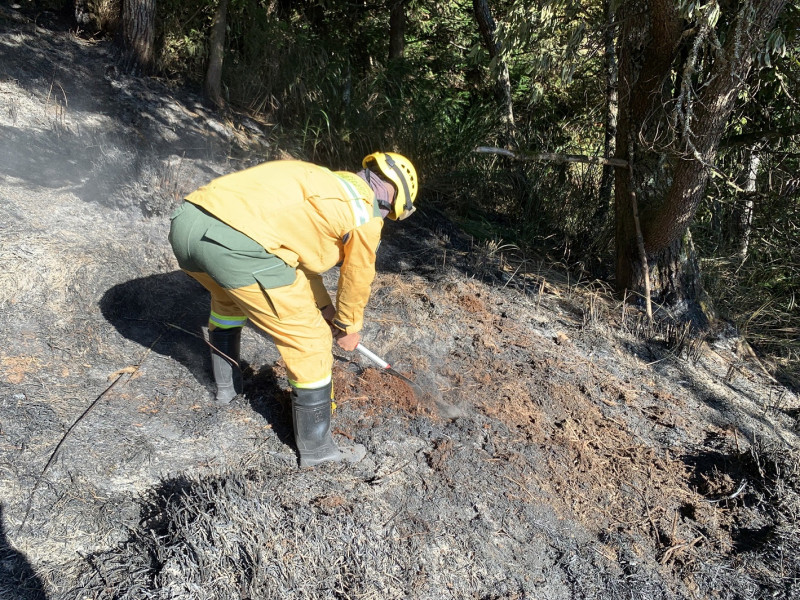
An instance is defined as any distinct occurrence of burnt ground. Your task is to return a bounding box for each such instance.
[1,10,799,600]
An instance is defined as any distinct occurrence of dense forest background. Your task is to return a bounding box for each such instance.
[17,0,800,387]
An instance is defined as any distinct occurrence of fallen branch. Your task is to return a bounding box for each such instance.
[18,369,131,533]
[660,535,705,565]
[18,339,160,533]
[120,318,238,366]
[166,321,238,366]
[474,146,629,168]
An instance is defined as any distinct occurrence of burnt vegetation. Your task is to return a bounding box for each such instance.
[0,1,799,599]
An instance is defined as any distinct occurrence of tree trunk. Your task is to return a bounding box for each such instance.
[735,147,761,259]
[205,0,229,107]
[598,0,617,216]
[389,0,406,61]
[472,0,515,136]
[121,0,156,73]
[614,0,787,324]
[614,0,681,302]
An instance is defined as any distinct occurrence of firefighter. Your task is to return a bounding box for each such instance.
[168,153,418,467]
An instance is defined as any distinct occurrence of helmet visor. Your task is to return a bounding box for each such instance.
[394,205,416,221]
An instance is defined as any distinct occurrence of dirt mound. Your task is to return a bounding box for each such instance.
[1,13,799,600]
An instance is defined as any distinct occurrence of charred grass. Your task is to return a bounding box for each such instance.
[2,19,799,600]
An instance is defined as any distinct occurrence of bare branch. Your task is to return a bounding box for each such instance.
[474,146,628,168]
[723,125,800,147]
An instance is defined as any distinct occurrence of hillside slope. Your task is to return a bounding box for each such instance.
[1,11,798,600]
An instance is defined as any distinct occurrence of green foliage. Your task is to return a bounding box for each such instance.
[152,0,492,170]
[496,0,600,93]
[157,0,215,80]
[469,0,614,261]
[694,4,800,382]
[147,0,796,378]
[698,149,799,382]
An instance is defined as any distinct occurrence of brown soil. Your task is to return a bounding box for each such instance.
[336,366,431,417]
[1,10,799,600]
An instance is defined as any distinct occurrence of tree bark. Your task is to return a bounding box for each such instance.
[205,0,229,107]
[598,0,617,217]
[389,0,406,61]
[472,0,515,135]
[614,0,787,324]
[121,0,156,73]
[735,147,761,259]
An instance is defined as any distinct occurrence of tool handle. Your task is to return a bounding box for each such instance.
[355,343,390,369]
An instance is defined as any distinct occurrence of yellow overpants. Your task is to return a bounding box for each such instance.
[185,269,333,388]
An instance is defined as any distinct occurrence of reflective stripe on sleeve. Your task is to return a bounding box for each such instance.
[336,174,371,228]
[350,198,371,227]
[209,312,248,329]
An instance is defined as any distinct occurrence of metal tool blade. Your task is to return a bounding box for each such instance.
[355,343,424,396]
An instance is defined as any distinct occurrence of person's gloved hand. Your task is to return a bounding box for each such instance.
[335,330,360,352]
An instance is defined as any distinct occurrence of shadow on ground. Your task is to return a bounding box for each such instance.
[101,271,309,464]
[241,363,297,454]
[0,505,47,600]
[99,271,212,386]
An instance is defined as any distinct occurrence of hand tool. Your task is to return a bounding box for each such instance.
[355,343,424,396]
[354,343,465,419]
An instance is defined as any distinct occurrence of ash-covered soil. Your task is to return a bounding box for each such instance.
[1,10,799,600]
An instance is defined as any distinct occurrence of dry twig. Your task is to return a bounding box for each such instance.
[17,338,160,533]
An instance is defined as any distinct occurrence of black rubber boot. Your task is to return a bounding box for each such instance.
[209,327,242,404]
[291,383,366,467]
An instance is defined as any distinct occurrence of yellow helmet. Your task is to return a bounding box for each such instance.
[362,152,418,220]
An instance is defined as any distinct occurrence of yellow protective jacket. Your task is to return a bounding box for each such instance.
[185,160,383,334]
